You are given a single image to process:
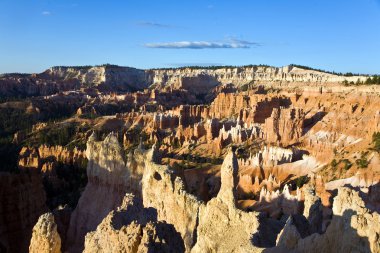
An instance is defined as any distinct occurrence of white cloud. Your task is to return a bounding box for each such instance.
[145,39,261,49]
[42,11,51,16]
[137,21,173,28]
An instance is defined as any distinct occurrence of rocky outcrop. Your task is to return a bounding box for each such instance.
[239,146,295,169]
[0,172,47,253]
[191,149,260,252]
[147,65,368,89]
[270,187,380,253]
[29,213,61,253]
[142,146,202,251]
[0,65,147,98]
[0,75,80,98]
[45,65,148,91]
[18,145,86,171]
[66,132,137,252]
[302,185,323,233]
[275,216,301,250]
[264,107,305,146]
[18,147,40,170]
[18,145,87,209]
[83,194,185,253]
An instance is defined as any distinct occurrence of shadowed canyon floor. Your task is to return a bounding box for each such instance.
[0,65,379,253]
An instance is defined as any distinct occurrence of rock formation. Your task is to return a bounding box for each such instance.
[29,213,61,253]
[0,172,47,253]
[18,145,86,171]
[66,132,137,252]
[270,187,380,253]
[147,65,368,89]
[0,64,369,98]
[83,194,185,253]
[46,65,148,91]
[142,146,202,251]
[264,107,305,146]
[191,149,260,253]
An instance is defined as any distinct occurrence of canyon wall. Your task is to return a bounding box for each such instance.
[0,172,47,253]
[0,64,370,98]
[45,65,148,91]
[147,65,368,88]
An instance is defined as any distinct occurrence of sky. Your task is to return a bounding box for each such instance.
[1,0,380,74]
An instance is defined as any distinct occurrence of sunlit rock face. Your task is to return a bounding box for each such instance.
[141,145,202,252]
[0,64,369,98]
[66,132,140,252]
[83,194,185,253]
[191,150,261,253]
[264,107,305,146]
[268,187,380,253]
[146,65,368,89]
[46,65,148,91]
[29,213,61,253]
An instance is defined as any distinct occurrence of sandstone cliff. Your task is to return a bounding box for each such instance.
[18,145,86,171]
[147,65,368,89]
[45,65,148,91]
[0,64,370,98]
[66,132,136,252]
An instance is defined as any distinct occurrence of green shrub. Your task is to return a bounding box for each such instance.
[372,132,380,152]
[356,158,369,168]
[364,75,380,85]
[296,176,309,188]
[341,159,352,170]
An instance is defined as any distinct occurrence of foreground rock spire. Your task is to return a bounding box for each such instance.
[192,148,260,253]
[29,213,61,253]
[217,147,239,205]
[66,132,132,252]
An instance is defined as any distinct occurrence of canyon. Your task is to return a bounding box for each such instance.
[0,64,379,253]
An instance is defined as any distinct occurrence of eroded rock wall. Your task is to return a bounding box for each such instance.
[142,146,202,251]
[66,133,138,252]
[270,187,380,253]
[147,65,368,89]
[0,172,47,253]
[83,194,185,253]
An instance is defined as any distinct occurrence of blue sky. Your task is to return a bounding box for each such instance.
[1,0,380,74]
